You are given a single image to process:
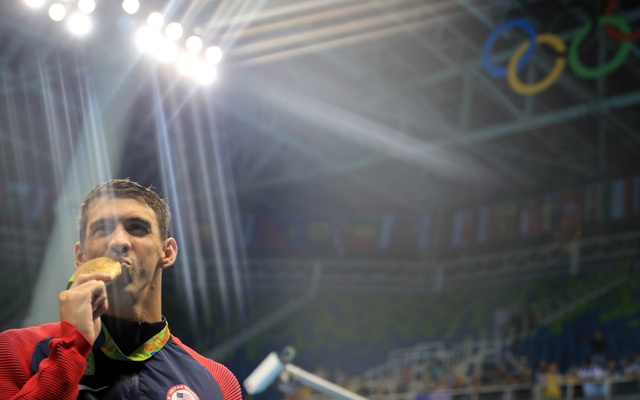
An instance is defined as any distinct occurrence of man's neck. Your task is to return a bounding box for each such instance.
[100,315,167,356]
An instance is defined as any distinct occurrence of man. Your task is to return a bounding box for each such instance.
[0,179,242,399]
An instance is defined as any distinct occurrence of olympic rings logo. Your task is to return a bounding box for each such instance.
[482,0,637,95]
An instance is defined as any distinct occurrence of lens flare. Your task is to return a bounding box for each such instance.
[122,0,140,15]
[204,46,223,64]
[135,26,162,52]
[166,22,184,40]
[195,64,218,85]
[67,12,92,35]
[185,36,203,53]
[147,12,164,30]
[49,3,67,22]
[77,0,96,14]
[176,52,199,76]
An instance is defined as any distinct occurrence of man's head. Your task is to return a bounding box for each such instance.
[78,178,171,244]
[75,179,177,321]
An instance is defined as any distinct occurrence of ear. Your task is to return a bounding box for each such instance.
[74,242,86,269]
[161,237,178,268]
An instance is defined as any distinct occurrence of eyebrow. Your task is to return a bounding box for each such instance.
[88,217,153,233]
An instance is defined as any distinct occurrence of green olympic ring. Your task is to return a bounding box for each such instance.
[568,15,631,78]
[486,14,633,95]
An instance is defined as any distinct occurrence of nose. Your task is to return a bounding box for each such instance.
[108,225,131,256]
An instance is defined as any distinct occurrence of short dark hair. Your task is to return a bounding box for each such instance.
[78,178,171,243]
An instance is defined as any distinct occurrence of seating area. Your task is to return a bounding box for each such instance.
[227,265,639,399]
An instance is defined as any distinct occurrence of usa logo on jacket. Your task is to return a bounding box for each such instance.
[166,384,200,400]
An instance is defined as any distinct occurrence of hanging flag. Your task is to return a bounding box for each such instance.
[286,215,308,248]
[378,214,396,250]
[415,215,431,251]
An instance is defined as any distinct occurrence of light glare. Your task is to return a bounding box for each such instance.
[122,0,140,15]
[25,0,46,9]
[147,12,164,29]
[135,26,162,52]
[77,0,96,14]
[177,53,199,76]
[67,12,92,35]
[195,64,218,85]
[155,39,178,62]
[49,3,67,22]
[166,22,183,41]
[185,36,202,53]
[204,46,223,64]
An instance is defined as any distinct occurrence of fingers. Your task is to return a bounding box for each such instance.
[69,272,114,289]
[59,277,110,344]
[92,292,108,320]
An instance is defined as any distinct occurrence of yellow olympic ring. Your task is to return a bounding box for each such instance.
[506,33,566,95]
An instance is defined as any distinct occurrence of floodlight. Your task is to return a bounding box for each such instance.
[77,0,96,14]
[166,22,183,41]
[195,64,217,85]
[24,0,46,9]
[49,3,66,22]
[67,12,92,35]
[122,0,140,15]
[147,12,164,29]
[176,52,199,76]
[135,26,162,52]
[185,35,202,53]
[204,46,222,64]
[155,39,178,62]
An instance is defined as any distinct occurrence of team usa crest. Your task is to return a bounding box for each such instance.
[166,384,200,400]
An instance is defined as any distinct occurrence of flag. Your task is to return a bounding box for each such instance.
[239,214,256,247]
[285,215,308,248]
[307,218,333,248]
[477,206,490,243]
[378,214,396,250]
[415,215,430,251]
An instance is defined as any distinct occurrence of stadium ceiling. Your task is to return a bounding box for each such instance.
[1,0,640,217]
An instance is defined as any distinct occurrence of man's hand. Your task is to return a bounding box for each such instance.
[59,273,112,344]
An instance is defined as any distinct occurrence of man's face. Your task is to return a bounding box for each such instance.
[74,196,176,313]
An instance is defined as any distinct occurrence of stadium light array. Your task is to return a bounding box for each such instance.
[22,0,223,85]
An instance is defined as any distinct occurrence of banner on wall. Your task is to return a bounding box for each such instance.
[239,175,640,253]
[240,213,432,255]
[450,174,640,248]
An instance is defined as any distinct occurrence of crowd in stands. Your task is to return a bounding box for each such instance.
[253,270,640,400]
[278,328,640,400]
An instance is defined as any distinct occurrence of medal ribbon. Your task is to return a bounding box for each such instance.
[84,323,170,375]
[96,322,170,361]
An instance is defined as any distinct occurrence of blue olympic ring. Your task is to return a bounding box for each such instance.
[482,18,537,77]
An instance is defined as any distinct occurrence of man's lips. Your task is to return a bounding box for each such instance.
[113,258,131,269]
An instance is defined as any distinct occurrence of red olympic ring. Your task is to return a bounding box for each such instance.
[603,0,640,40]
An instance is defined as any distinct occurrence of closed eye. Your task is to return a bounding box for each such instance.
[90,221,115,237]
[126,220,151,236]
